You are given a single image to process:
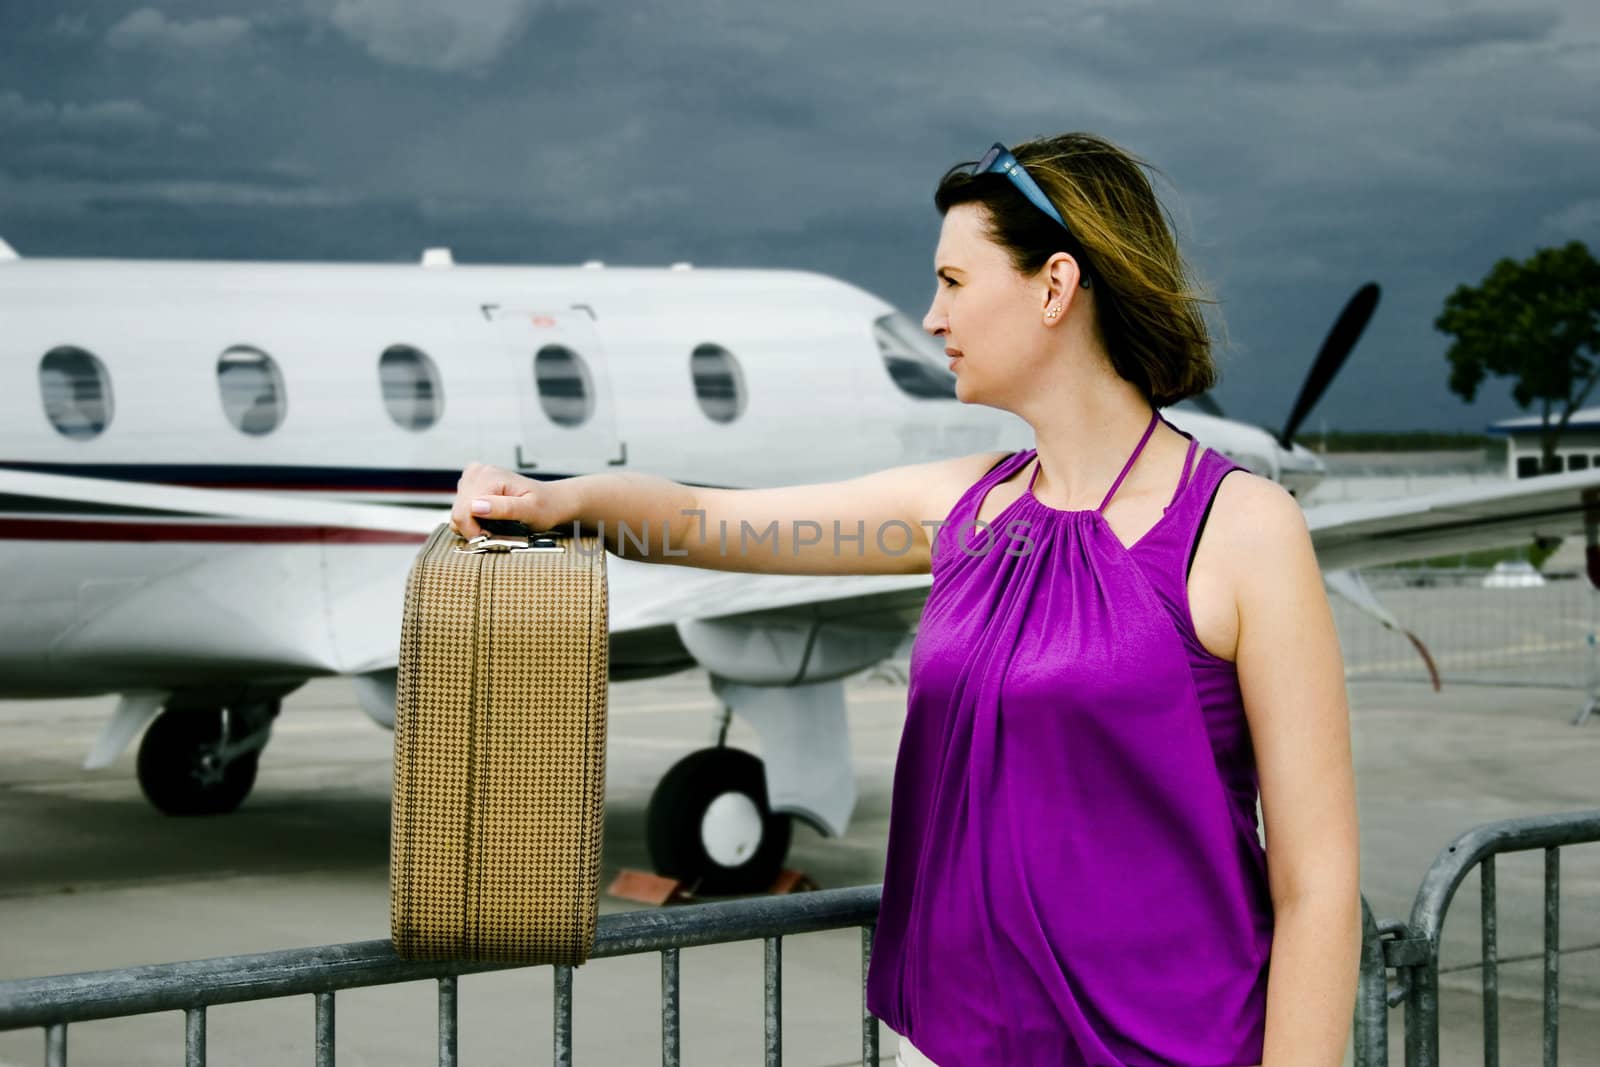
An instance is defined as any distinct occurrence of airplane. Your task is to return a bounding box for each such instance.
[4,237,1598,895]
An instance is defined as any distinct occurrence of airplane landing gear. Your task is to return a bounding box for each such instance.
[136,701,279,816]
[645,747,792,895]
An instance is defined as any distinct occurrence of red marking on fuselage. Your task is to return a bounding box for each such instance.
[0,519,429,544]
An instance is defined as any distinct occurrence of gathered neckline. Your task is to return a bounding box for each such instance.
[976,443,1203,556]
[1007,479,1175,556]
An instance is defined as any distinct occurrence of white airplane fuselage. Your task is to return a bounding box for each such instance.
[0,257,1015,697]
[0,253,1317,701]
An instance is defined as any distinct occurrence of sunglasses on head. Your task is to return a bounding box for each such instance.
[972,143,1092,289]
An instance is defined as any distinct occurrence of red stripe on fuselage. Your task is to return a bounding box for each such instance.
[0,519,429,544]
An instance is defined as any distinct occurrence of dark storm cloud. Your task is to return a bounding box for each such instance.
[1071,6,1561,83]
[105,8,254,52]
[2,0,1598,431]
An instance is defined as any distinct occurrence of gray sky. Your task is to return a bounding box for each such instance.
[3,1,1598,433]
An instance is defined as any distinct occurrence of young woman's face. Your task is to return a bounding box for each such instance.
[921,204,1045,410]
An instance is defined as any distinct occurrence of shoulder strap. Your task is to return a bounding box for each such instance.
[1171,437,1200,503]
[1176,449,1247,578]
[983,450,1020,479]
[1096,408,1160,513]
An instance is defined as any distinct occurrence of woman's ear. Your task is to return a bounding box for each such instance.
[1042,251,1084,322]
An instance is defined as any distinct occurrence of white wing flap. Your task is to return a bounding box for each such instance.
[1306,470,1600,571]
[605,554,931,632]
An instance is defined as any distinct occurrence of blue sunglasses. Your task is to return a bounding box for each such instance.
[973,143,1092,289]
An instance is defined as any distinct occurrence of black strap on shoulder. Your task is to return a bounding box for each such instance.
[982,450,1019,478]
[1186,467,1244,580]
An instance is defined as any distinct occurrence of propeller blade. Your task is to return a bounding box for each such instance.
[1188,392,1226,418]
[1278,282,1380,448]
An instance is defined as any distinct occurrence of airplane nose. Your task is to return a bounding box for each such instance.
[1283,440,1327,474]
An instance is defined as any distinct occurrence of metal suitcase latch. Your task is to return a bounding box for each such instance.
[456,520,567,554]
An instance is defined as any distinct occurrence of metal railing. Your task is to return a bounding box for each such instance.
[0,885,882,1067]
[5,810,1598,1066]
[1395,809,1600,1067]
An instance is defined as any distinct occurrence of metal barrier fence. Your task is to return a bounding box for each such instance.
[1398,810,1600,1067]
[0,885,881,1067]
[1352,809,1600,1067]
[4,811,1597,1066]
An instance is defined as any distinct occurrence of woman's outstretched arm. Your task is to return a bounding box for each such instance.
[449,452,1012,577]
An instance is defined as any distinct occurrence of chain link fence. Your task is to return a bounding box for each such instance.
[1334,564,1600,704]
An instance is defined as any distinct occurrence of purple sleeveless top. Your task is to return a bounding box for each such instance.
[865,411,1272,1066]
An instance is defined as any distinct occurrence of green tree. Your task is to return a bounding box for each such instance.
[1437,241,1600,472]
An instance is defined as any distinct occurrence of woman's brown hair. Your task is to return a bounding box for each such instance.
[934,132,1216,407]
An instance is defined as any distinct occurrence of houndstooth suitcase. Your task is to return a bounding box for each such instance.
[390,521,608,964]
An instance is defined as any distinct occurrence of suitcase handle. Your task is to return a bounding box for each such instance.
[457,519,567,554]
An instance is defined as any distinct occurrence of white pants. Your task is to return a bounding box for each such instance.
[895,1033,940,1067]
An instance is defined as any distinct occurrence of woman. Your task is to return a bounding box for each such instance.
[452,132,1360,1066]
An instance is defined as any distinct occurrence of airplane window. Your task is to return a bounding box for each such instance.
[690,343,745,423]
[534,345,593,427]
[217,345,286,435]
[874,312,956,400]
[379,345,442,431]
[1569,454,1590,471]
[38,346,113,440]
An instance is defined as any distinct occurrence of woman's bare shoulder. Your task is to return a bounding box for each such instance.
[1211,470,1305,534]
[911,449,1019,522]
[1207,469,1314,573]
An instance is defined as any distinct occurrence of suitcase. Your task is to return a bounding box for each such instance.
[390,521,608,964]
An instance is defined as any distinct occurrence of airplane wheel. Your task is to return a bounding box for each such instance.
[136,708,260,816]
[646,747,791,895]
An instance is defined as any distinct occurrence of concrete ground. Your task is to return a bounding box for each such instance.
[1,669,1597,1065]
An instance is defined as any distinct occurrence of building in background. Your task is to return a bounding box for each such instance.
[1488,408,1600,478]
[1300,449,1502,507]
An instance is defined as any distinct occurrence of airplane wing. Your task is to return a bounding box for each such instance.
[0,467,929,680]
[0,466,930,630]
[1303,468,1600,572]
[10,464,1600,684]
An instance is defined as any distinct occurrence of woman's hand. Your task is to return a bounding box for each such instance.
[449,463,576,539]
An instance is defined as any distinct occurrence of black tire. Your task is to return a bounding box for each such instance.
[646,747,792,895]
[136,709,260,816]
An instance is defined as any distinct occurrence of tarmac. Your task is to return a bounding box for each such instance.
[1,664,1597,1065]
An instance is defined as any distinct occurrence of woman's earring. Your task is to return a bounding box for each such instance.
[1045,304,1061,320]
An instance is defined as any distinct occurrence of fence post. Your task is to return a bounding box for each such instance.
[1352,898,1388,1067]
